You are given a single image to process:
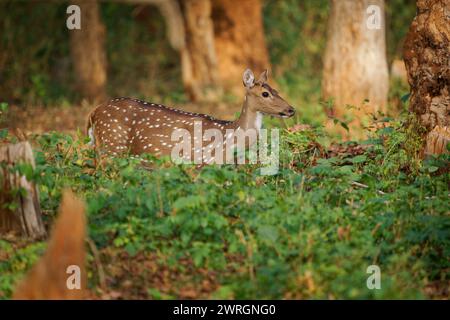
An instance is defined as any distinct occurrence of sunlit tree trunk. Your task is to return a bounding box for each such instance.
[145,0,219,101]
[70,0,107,102]
[180,0,221,101]
[322,0,389,139]
[403,0,450,156]
[212,0,271,96]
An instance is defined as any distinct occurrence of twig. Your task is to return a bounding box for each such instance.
[351,181,386,195]
[86,237,107,290]
[156,177,164,218]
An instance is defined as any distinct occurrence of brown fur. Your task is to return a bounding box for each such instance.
[13,191,86,300]
[86,69,295,162]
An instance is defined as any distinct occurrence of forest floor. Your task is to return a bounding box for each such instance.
[1,101,449,300]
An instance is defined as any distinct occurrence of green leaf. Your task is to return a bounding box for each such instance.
[148,288,163,300]
[427,166,439,173]
[125,243,139,256]
[258,225,279,244]
[0,128,8,139]
[351,155,367,164]
[173,195,204,210]
[340,121,349,132]
[401,93,410,103]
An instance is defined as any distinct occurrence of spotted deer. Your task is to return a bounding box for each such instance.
[86,69,295,164]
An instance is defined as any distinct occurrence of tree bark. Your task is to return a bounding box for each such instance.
[0,141,46,239]
[403,0,450,156]
[322,0,389,138]
[211,0,271,96]
[180,0,221,101]
[70,0,107,103]
[138,0,219,101]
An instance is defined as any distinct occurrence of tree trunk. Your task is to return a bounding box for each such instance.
[0,141,46,239]
[142,0,219,102]
[322,0,389,139]
[70,0,107,103]
[180,0,221,101]
[211,0,271,96]
[403,0,450,156]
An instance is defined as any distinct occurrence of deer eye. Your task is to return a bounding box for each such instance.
[262,91,270,98]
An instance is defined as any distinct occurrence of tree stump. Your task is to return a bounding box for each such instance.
[0,141,46,239]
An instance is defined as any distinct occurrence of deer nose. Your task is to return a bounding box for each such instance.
[286,107,295,117]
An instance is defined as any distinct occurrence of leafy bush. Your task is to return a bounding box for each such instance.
[1,117,447,299]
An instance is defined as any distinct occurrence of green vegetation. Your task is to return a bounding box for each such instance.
[1,113,448,299]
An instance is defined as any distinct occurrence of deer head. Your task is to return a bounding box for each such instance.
[242,69,295,118]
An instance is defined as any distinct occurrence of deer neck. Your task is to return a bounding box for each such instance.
[230,94,263,133]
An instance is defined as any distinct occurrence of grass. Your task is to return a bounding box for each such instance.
[0,114,448,299]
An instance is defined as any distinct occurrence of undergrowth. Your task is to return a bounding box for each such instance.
[0,115,448,299]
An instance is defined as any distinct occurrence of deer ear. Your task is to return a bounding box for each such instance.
[258,69,268,83]
[242,68,255,88]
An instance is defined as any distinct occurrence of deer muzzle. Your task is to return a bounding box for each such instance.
[278,106,296,118]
